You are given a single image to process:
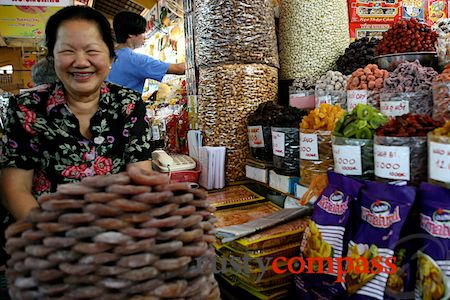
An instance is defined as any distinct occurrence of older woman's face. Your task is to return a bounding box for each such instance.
[53,19,112,99]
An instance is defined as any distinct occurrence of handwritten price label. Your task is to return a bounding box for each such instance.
[300,133,319,160]
[380,100,409,117]
[429,141,450,183]
[272,130,285,157]
[347,90,368,111]
[374,145,410,181]
[333,145,363,175]
[248,126,265,148]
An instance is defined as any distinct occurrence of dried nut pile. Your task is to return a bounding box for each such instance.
[376,18,438,55]
[290,76,318,92]
[279,0,349,79]
[194,0,279,68]
[198,64,278,182]
[336,37,379,75]
[5,167,219,300]
[432,66,450,122]
[315,71,349,107]
[433,19,450,65]
[382,61,438,115]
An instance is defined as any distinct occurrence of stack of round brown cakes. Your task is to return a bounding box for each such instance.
[5,167,219,300]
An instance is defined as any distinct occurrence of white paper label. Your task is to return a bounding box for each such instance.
[272,131,285,157]
[429,141,450,183]
[374,145,410,181]
[316,95,332,106]
[152,126,160,141]
[333,145,363,175]
[380,100,410,117]
[248,126,265,148]
[300,133,319,160]
[347,90,368,111]
[290,92,308,98]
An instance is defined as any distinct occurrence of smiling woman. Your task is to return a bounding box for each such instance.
[0,6,153,222]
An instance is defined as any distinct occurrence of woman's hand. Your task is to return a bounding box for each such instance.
[0,168,38,220]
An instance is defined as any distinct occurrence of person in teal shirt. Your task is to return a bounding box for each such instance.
[107,11,185,93]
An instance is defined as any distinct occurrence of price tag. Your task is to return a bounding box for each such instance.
[248,126,265,148]
[332,145,363,175]
[316,95,332,106]
[380,100,409,117]
[272,131,285,157]
[300,133,319,160]
[374,145,410,181]
[347,90,368,111]
[429,141,450,183]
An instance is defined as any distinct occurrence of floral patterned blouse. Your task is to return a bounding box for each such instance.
[1,81,152,198]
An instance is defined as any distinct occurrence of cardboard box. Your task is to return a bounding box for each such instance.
[348,0,402,23]
[349,22,393,40]
[245,165,269,184]
[269,170,300,195]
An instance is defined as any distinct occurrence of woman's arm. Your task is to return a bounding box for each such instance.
[127,160,152,172]
[0,168,37,220]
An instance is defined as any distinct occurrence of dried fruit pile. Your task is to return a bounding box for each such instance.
[376,18,438,55]
[5,167,219,300]
[336,37,379,75]
[376,113,442,137]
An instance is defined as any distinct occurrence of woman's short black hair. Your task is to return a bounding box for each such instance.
[113,11,147,44]
[45,6,115,59]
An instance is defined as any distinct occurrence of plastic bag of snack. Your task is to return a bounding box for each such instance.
[344,181,416,299]
[295,171,364,299]
[415,183,450,300]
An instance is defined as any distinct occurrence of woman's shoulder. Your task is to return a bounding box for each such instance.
[105,82,144,108]
[13,83,54,108]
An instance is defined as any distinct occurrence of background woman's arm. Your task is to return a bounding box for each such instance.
[0,168,37,220]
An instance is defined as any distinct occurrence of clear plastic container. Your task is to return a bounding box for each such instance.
[380,91,433,117]
[432,82,450,122]
[248,125,274,163]
[315,90,346,109]
[374,135,428,186]
[332,136,374,180]
[299,129,333,186]
[289,89,315,109]
[428,132,450,189]
[271,127,300,176]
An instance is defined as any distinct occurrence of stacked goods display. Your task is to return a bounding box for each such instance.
[296,172,364,299]
[428,121,450,188]
[278,0,350,79]
[347,64,390,110]
[5,167,219,300]
[416,183,450,300]
[289,76,317,109]
[271,106,308,176]
[198,64,278,182]
[299,104,345,186]
[315,71,349,108]
[380,60,438,117]
[432,65,450,122]
[194,0,278,68]
[336,37,379,75]
[375,18,438,55]
[247,102,282,163]
[332,104,389,179]
[218,218,309,300]
[433,18,450,66]
[374,113,443,185]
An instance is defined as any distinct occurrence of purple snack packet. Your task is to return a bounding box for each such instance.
[415,183,450,300]
[295,171,364,300]
[346,180,416,300]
